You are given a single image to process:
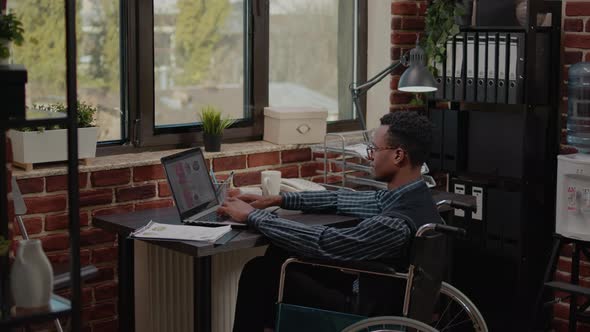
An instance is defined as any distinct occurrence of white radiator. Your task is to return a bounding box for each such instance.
[135,242,266,332]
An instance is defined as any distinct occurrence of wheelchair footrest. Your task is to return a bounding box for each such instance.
[544,281,590,297]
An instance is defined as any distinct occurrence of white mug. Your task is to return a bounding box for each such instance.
[261,170,281,196]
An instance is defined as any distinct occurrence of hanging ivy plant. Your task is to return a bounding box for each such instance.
[423,0,465,75]
[0,236,10,256]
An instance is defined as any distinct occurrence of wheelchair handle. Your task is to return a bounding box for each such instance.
[416,223,467,238]
[434,224,467,237]
[436,199,476,213]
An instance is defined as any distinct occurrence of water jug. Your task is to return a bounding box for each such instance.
[568,62,590,153]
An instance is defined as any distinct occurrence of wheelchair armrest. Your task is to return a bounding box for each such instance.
[284,257,399,276]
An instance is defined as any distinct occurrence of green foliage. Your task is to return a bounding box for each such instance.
[78,0,119,92]
[20,101,97,132]
[198,105,233,135]
[10,1,73,97]
[423,0,465,75]
[0,11,24,58]
[409,94,425,106]
[174,0,231,85]
[0,236,10,256]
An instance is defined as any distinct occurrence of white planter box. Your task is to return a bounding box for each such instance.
[263,107,328,145]
[8,127,99,164]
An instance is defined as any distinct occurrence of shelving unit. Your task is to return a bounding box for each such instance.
[426,0,562,330]
[0,0,82,330]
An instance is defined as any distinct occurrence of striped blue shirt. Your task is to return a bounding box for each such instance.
[247,179,427,261]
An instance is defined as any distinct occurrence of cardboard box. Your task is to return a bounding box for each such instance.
[263,107,328,145]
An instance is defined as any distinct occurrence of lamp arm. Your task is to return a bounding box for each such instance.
[350,57,407,135]
[350,60,405,97]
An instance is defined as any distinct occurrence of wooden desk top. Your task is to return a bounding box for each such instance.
[93,190,475,257]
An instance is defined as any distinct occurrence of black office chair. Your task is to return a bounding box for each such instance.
[12,177,98,332]
[274,200,487,332]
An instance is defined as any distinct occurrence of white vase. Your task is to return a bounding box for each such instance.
[0,39,10,65]
[10,239,54,310]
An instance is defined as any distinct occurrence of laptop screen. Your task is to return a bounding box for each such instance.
[162,149,218,216]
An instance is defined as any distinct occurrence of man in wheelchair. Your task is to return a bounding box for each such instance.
[218,111,442,332]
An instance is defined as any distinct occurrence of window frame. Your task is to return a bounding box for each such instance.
[98,0,367,152]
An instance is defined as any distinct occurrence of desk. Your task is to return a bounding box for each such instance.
[93,190,474,332]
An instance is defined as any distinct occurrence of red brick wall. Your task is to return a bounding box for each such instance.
[390,0,427,112]
[14,147,326,332]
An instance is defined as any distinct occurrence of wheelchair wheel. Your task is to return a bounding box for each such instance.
[342,316,439,332]
[429,282,488,332]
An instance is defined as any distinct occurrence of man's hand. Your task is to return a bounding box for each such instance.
[227,189,282,209]
[217,197,255,223]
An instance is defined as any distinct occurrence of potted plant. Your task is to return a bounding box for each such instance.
[0,11,24,65]
[198,105,233,152]
[8,101,99,170]
[423,0,465,74]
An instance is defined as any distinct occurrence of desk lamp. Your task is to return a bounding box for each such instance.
[350,44,437,135]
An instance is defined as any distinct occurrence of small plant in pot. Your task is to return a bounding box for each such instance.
[198,105,233,152]
[0,11,24,65]
[8,101,99,169]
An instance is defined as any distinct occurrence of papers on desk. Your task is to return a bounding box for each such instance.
[131,221,232,243]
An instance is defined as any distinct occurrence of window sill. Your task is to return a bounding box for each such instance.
[12,140,313,179]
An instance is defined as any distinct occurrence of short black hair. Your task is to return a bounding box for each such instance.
[379,111,433,167]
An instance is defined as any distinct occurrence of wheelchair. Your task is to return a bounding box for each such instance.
[274,200,488,332]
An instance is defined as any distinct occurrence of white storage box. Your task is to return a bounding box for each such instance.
[263,107,328,145]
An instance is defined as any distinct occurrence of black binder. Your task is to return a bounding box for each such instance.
[428,109,444,171]
[442,109,467,172]
[465,33,476,102]
[486,34,498,103]
[445,38,455,101]
[496,34,508,104]
[434,59,445,100]
[476,34,487,102]
[454,34,465,101]
[508,33,525,104]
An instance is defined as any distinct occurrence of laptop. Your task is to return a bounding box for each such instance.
[161,148,246,228]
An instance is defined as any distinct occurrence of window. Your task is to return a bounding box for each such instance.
[269,0,356,122]
[153,0,249,128]
[8,0,366,149]
[8,0,124,143]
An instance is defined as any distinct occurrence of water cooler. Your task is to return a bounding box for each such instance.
[558,62,590,240]
[534,62,590,330]
[556,154,590,241]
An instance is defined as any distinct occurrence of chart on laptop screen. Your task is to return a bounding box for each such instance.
[164,153,215,213]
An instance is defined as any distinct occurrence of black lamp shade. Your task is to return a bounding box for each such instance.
[398,46,437,93]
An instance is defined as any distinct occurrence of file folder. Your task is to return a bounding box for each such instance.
[465,33,476,102]
[454,34,465,101]
[508,33,525,104]
[434,58,445,100]
[476,34,487,102]
[496,34,508,103]
[445,38,455,100]
[486,34,497,103]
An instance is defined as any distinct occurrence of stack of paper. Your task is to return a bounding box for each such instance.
[131,221,231,243]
